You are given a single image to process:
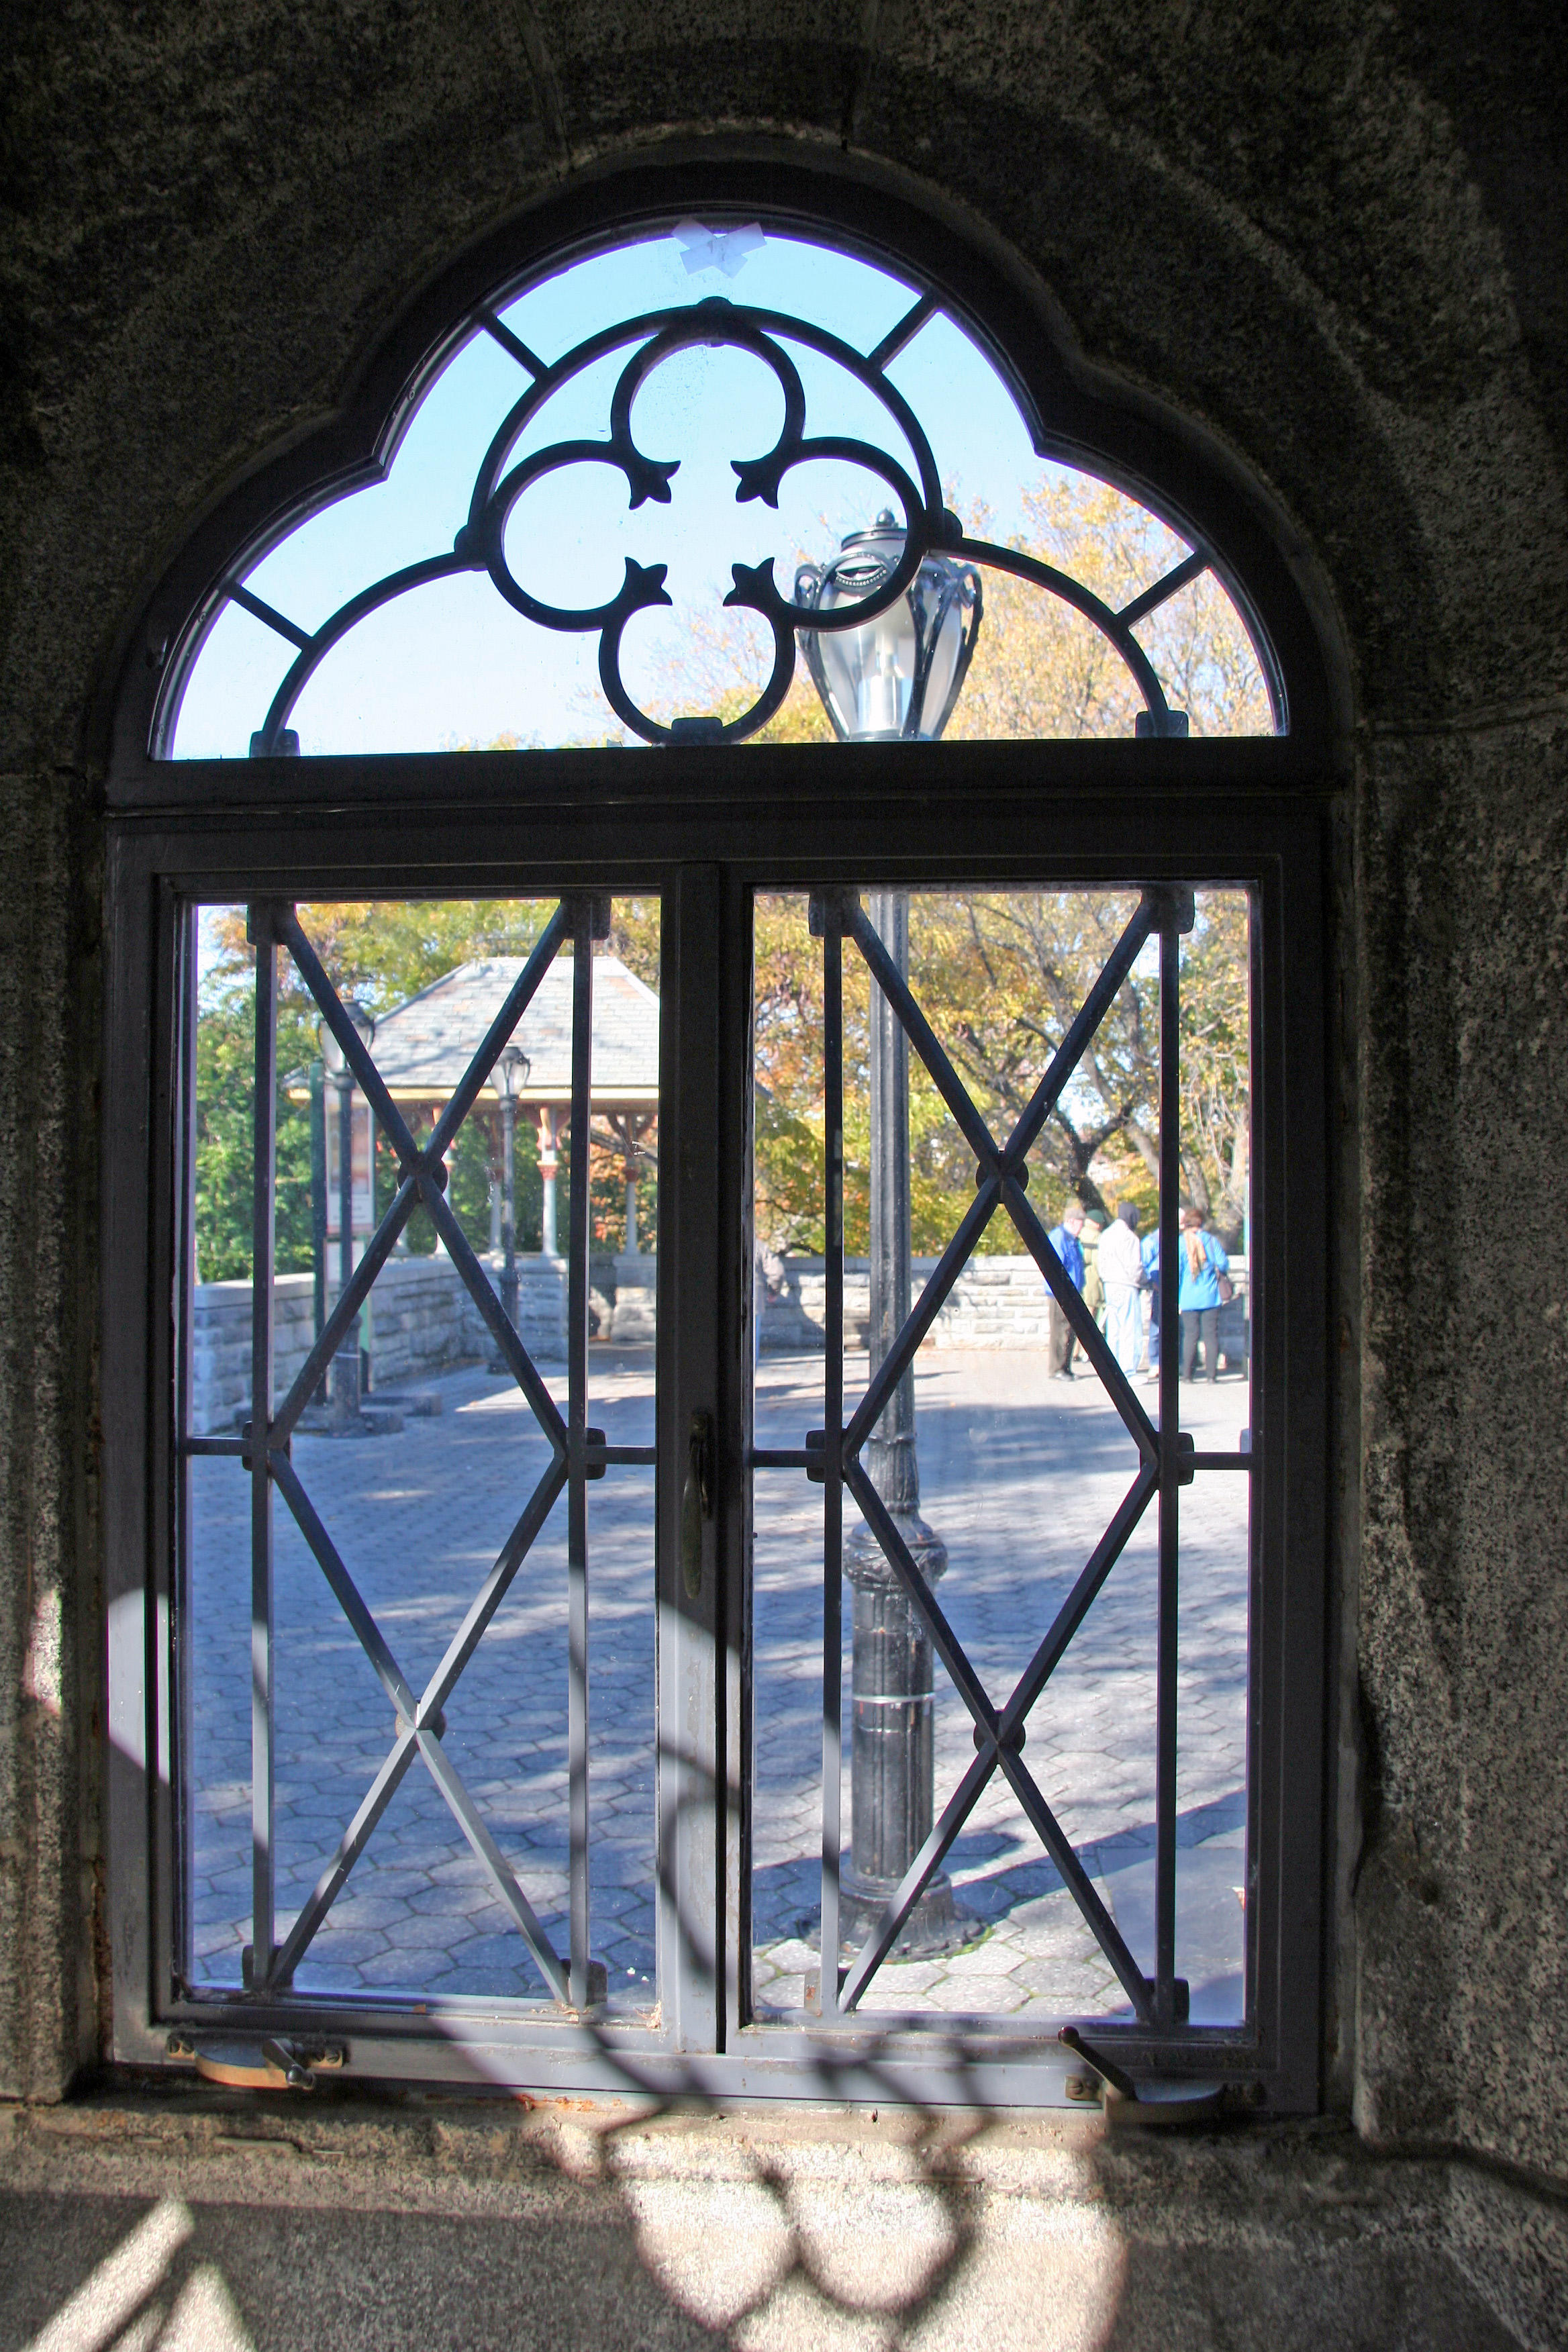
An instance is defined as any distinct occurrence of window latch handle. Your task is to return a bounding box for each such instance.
[681,1410,714,1599]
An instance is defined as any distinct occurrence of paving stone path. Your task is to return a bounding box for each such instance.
[189,1344,1251,2026]
[752,1351,1251,2024]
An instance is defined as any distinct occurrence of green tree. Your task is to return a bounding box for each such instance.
[946,477,1271,742]
[192,965,317,1283]
[750,889,1251,1259]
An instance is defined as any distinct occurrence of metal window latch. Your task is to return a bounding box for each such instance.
[1058,2024,1236,2125]
[168,2032,345,2092]
[681,1409,714,1598]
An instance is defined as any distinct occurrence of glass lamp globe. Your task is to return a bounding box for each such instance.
[493,1042,530,1101]
[318,997,375,1077]
[795,513,983,743]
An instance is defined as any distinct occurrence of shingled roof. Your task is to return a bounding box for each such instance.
[298,954,659,1109]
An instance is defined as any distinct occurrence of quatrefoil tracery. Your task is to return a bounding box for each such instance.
[229,288,1204,756]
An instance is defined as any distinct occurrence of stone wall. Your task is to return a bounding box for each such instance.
[759,1253,1251,1359]
[191,1248,1233,1430]
[190,1255,572,1431]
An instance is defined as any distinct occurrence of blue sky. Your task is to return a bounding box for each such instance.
[173,224,1193,758]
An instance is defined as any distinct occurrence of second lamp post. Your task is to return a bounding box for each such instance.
[796,514,982,1953]
[491,1042,530,1357]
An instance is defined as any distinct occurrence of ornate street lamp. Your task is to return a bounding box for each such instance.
[490,1041,530,1361]
[794,511,982,743]
[318,999,376,1428]
[797,519,982,1955]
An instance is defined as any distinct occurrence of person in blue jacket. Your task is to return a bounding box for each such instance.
[1046,1204,1087,1378]
[1179,1204,1230,1381]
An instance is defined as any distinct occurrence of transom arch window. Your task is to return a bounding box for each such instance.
[104,173,1329,2115]
[162,217,1280,762]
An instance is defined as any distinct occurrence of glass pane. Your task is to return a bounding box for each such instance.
[183,896,660,2013]
[750,886,1253,2027]
[185,1454,251,1988]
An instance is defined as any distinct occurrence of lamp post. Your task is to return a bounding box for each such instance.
[537,1109,560,1258]
[490,1042,529,1361]
[308,1057,328,1406]
[797,518,982,1954]
[318,999,375,1428]
[795,511,981,746]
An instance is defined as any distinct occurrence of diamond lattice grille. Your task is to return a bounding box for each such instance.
[234,897,619,2010]
[797,887,1214,2028]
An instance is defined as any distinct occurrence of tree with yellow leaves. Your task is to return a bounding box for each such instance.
[664,475,1264,1251]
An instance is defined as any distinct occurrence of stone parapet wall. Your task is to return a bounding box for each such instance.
[191,1274,316,1434]
[191,1253,572,1432]
[192,1249,1252,1426]
[760,1254,1250,1356]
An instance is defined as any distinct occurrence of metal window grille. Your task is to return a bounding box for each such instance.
[101,173,1333,2110]
[753,888,1255,2032]
[178,895,654,2016]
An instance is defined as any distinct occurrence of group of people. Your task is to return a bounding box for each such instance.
[1046,1199,1234,1385]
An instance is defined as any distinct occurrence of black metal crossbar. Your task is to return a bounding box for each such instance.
[802,887,1208,2026]
[818,895,846,2016]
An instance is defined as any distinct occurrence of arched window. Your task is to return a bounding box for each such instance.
[156,218,1287,763]
[104,170,1331,2113]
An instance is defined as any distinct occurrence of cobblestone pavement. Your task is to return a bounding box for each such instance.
[189,1357,660,2015]
[189,1344,1251,2027]
[752,1351,1252,2024]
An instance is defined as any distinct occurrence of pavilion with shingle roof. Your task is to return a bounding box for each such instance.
[290,952,660,1257]
[362,953,659,1116]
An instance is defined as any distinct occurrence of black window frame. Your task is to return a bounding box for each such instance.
[101,157,1338,2112]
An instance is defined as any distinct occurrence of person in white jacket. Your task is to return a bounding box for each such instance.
[1097,1200,1146,1375]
